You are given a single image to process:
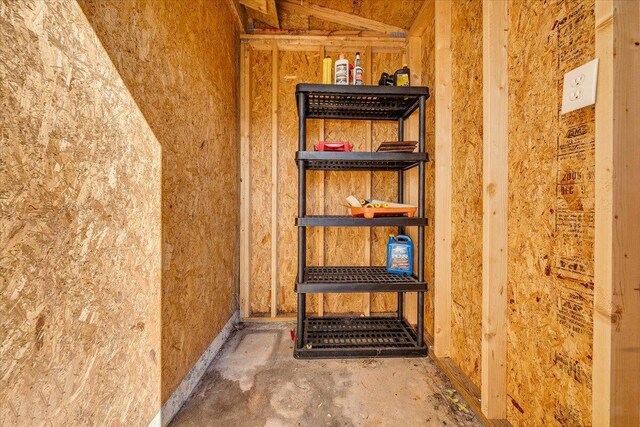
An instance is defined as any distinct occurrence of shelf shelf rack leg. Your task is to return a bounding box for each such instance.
[397,117,405,321]
[297,91,307,349]
[417,95,426,347]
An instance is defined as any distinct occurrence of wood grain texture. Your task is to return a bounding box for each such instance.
[254,0,422,32]
[506,1,595,424]
[370,51,402,314]
[410,0,434,37]
[420,14,436,338]
[323,49,368,314]
[450,0,483,390]
[80,0,241,405]
[277,0,405,34]
[243,39,405,318]
[276,49,320,314]
[246,0,279,28]
[249,48,273,315]
[434,0,452,358]
[271,44,279,317]
[482,0,507,418]
[593,0,640,424]
[0,1,161,424]
[240,45,251,317]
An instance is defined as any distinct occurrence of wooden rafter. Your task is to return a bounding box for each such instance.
[409,0,434,37]
[277,0,406,36]
[225,0,248,32]
[246,0,280,29]
[239,0,268,15]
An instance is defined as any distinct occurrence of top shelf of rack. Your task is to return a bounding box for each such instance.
[296,84,430,121]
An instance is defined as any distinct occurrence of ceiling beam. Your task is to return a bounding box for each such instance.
[409,0,434,37]
[277,0,406,36]
[246,0,280,29]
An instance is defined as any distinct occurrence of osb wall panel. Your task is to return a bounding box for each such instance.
[80,0,240,403]
[0,1,161,425]
[249,48,273,315]
[244,43,406,316]
[277,49,320,314]
[420,25,436,336]
[450,0,483,389]
[507,0,594,424]
[370,51,402,313]
[323,48,368,314]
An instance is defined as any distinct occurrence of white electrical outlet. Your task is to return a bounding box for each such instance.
[561,58,599,114]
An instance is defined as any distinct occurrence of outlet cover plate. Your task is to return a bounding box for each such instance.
[561,58,599,114]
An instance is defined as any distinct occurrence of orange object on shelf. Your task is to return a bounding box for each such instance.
[348,206,417,219]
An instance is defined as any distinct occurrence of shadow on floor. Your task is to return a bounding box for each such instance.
[171,322,481,427]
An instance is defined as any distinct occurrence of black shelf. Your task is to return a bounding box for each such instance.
[296,215,427,227]
[296,266,426,293]
[296,84,430,121]
[296,151,428,171]
[294,317,428,359]
[294,84,428,358]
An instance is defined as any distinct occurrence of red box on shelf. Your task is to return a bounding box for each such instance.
[313,141,353,152]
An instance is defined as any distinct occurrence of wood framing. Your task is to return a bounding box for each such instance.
[277,0,406,35]
[241,34,406,52]
[239,43,251,318]
[409,0,434,37]
[593,0,640,425]
[239,0,267,15]
[246,0,279,29]
[434,0,452,358]
[425,335,511,427]
[241,37,406,318]
[481,0,508,419]
[270,43,279,317]
[225,0,248,31]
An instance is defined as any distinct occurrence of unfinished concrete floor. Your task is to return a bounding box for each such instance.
[171,322,481,427]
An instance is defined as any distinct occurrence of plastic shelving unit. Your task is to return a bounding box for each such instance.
[294,83,430,359]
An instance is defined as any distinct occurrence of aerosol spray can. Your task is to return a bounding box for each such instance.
[354,52,363,85]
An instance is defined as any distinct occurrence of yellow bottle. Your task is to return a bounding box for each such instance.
[322,56,332,84]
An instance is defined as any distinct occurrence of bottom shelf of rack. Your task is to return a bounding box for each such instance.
[294,316,428,359]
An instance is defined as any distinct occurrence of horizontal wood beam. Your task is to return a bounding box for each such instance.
[241,34,406,52]
[277,0,406,35]
[409,0,435,37]
[250,29,390,38]
[241,34,405,44]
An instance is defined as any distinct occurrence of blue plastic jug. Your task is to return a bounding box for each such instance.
[386,235,413,275]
